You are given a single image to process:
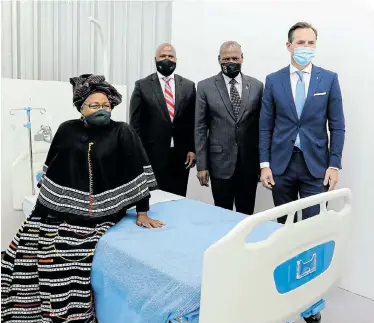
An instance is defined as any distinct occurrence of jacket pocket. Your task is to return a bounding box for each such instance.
[315,139,327,147]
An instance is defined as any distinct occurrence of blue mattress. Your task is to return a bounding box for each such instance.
[91,199,282,323]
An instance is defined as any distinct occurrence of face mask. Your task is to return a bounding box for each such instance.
[292,47,316,66]
[156,59,176,77]
[221,62,241,78]
[83,109,111,127]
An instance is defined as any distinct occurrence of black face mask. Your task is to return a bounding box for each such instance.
[156,59,176,77]
[83,110,111,127]
[221,62,241,78]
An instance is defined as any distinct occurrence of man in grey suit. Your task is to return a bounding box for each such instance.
[195,41,263,215]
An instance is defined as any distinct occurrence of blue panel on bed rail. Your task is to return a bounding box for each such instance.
[273,240,335,294]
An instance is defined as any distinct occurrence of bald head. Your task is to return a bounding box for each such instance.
[218,41,243,64]
[219,41,241,55]
[218,41,243,78]
[155,43,177,77]
[155,43,176,60]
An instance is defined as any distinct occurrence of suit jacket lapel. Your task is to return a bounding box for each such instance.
[302,65,322,118]
[150,73,171,123]
[281,67,298,120]
[215,73,235,120]
[236,74,251,123]
[174,75,183,119]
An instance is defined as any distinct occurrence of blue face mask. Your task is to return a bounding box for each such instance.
[83,110,111,127]
[292,47,316,66]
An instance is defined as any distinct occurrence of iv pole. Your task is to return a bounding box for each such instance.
[10,107,46,195]
[89,17,109,81]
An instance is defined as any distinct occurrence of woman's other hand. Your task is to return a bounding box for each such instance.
[136,212,165,229]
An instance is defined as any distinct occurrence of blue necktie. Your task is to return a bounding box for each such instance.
[295,70,305,149]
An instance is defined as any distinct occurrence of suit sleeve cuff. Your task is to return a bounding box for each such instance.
[260,162,270,169]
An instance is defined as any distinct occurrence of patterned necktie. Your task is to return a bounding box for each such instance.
[164,77,174,120]
[295,70,306,149]
[229,79,241,119]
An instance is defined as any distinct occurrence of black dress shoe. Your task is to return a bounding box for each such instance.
[304,312,322,323]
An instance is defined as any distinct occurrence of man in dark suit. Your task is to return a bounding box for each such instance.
[195,41,263,215]
[129,43,196,196]
[259,22,345,223]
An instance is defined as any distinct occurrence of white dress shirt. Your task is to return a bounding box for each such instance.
[222,73,242,98]
[260,64,337,170]
[157,71,175,147]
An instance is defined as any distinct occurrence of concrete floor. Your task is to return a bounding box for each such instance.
[295,287,374,323]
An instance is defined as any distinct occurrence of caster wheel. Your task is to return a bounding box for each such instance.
[304,312,321,323]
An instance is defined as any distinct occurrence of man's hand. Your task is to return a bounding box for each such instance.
[197,170,209,187]
[136,212,165,229]
[185,152,196,169]
[260,167,275,189]
[324,168,339,191]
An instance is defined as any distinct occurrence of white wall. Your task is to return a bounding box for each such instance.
[1,79,127,249]
[173,0,374,299]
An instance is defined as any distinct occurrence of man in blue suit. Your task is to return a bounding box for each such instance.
[259,22,345,226]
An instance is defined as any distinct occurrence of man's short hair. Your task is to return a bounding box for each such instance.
[288,22,318,43]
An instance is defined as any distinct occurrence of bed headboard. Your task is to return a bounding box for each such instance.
[199,188,352,323]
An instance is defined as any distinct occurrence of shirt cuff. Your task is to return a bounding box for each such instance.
[328,167,339,170]
[260,162,270,169]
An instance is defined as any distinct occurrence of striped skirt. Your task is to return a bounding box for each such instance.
[1,211,115,323]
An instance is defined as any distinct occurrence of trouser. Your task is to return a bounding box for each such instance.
[153,148,190,197]
[272,147,329,224]
[210,164,259,216]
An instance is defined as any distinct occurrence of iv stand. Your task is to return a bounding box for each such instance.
[89,17,109,81]
[10,107,46,195]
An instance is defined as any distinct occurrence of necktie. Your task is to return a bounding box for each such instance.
[295,71,305,149]
[164,77,174,120]
[229,79,241,119]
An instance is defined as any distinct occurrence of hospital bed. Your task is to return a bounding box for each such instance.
[22,188,352,323]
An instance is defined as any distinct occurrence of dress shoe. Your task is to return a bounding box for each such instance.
[304,312,321,323]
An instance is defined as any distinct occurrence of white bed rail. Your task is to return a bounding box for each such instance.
[199,188,352,323]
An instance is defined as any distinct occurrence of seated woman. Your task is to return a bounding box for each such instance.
[1,74,163,322]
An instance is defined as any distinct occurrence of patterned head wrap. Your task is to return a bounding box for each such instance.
[69,74,122,111]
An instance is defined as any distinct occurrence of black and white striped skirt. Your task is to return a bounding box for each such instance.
[1,211,115,323]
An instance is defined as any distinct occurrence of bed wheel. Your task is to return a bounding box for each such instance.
[304,312,321,323]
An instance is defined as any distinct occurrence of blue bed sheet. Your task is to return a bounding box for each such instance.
[91,199,282,323]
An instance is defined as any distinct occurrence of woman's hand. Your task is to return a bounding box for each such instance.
[136,212,165,229]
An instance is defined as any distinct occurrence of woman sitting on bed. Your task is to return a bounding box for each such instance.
[1,74,164,323]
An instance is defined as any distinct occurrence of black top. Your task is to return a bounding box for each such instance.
[37,119,157,220]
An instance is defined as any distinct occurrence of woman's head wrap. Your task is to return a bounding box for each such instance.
[69,74,122,111]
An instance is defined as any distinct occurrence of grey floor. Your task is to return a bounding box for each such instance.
[295,287,374,323]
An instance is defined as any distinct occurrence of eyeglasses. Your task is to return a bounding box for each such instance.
[83,103,111,111]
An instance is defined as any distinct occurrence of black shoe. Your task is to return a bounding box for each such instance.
[304,312,322,323]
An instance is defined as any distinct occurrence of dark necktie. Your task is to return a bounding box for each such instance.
[229,79,241,119]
